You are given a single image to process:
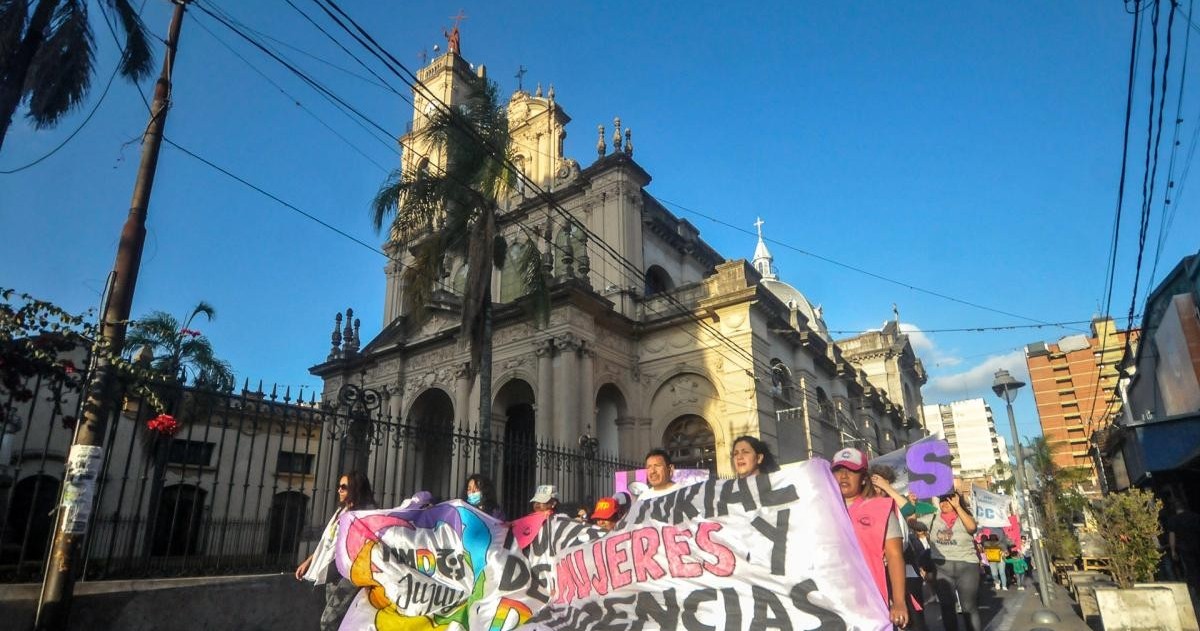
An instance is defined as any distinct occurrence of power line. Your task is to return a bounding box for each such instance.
[824,319,1107,335]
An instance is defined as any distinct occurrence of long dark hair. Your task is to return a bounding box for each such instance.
[463,473,499,515]
[341,470,375,509]
[731,435,781,474]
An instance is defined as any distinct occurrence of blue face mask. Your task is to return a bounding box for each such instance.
[467,491,483,506]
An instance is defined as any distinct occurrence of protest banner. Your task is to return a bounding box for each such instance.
[971,487,1014,529]
[867,435,954,498]
[333,461,890,630]
[614,468,710,495]
[525,460,890,631]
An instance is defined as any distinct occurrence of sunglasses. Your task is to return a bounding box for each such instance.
[338,483,350,491]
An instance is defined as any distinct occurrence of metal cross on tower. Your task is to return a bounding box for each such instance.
[515,65,528,91]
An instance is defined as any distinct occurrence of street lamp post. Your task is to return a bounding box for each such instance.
[992,369,1054,608]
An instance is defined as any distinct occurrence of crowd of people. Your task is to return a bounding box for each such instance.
[295,437,1036,631]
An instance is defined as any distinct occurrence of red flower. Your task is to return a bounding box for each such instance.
[179,328,202,338]
[60,360,76,374]
[147,413,180,436]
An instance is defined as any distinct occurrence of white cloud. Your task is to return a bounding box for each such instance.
[924,349,1028,403]
[898,322,961,367]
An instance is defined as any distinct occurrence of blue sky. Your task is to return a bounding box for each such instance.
[2,1,1196,451]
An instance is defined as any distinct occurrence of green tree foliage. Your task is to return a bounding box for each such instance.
[371,78,549,437]
[1026,436,1090,560]
[1,288,170,427]
[1096,488,1163,588]
[0,0,152,153]
[125,301,235,391]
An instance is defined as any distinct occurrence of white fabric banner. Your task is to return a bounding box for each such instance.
[332,461,890,630]
[971,487,1014,528]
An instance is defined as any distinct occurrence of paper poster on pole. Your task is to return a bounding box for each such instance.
[60,445,103,535]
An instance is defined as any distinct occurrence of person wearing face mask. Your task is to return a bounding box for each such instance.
[730,435,781,478]
[921,488,980,631]
[462,473,504,519]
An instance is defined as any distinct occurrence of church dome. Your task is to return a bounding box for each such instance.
[761,279,830,340]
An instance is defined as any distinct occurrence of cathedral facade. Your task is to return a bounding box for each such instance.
[311,47,927,503]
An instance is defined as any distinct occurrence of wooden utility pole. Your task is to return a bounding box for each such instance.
[35,2,189,628]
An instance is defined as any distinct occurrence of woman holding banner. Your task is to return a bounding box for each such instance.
[295,471,377,631]
[831,448,909,628]
[922,490,981,631]
[730,435,780,478]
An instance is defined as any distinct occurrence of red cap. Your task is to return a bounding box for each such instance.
[591,497,618,520]
[831,447,868,471]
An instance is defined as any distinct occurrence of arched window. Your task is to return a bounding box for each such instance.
[663,414,716,473]
[152,484,206,556]
[769,359,794,402]
[6,475,59,561]
[814,387,834,424]
[267,492,308,556]
[644,265,674,296]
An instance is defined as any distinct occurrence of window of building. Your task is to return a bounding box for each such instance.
[167,440,215,467]
[276,451,315,475]
[644,265,674,296]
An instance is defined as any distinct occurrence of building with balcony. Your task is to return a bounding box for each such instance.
[1025,318,1137,496]
[921,398,1005,486]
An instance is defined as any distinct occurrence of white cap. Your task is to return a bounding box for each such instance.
[529,484,558,503]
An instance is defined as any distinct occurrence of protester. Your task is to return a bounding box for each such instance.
[575,507,590,522]
[643,448,676,497]
[730,435,780,478]
[1005,547,1027,591]
[904,518,933,631]
[295,471,376,631]
[529,484,559,514]
[982,534,1007,590]
[591,496,624,531]
[462,473,504,519]
[831,447,909,628]
[922,488,981,631]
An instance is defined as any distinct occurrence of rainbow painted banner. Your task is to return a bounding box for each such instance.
[334,460,890,631]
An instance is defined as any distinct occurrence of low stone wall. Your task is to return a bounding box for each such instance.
[0,573,325,630]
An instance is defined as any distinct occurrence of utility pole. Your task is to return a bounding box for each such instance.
[35,3,189,628]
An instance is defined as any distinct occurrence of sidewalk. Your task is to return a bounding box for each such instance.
[984,581,1091,631]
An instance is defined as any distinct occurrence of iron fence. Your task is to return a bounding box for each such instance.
[0,377,634,583]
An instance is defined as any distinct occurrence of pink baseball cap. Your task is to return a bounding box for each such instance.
[831,447,868,471]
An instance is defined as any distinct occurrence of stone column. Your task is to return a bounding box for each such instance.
[454,362,472,429]
[535,339,554,442]
[579,344,595,438]
[553,334,580,444]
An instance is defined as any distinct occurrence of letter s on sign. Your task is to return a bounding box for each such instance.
[906,440,953,498]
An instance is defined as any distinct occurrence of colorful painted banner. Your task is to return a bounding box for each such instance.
[971,487,1014,528]
[867,435,954,499]
[334,461,889,630]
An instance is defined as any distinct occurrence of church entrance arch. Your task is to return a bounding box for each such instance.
[407,388,455,500]
[495,379,536,518]
[663,414,717,474]
[594,383,627,458]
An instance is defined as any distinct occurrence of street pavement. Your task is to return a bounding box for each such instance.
[919,574,1090,631]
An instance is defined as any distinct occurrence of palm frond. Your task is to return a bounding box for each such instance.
[516,237,552,327]
[399,236,445,325]
[104,0,151,81]
[183,301,216,329]
[24,0,93,128]
[0,0,29,72]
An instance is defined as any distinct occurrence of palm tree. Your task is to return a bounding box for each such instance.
[126,301,234,391]
[1026,436,1090,559]
[0,0,152,153]
[371,79,548,476]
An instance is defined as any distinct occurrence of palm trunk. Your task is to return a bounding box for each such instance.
[478,289,493,479]
[0,0,56,154]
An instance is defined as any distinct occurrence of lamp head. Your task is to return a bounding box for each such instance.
[991,369,1026,401]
